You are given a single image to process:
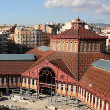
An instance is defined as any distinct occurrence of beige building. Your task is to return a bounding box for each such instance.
[34,25,52,34]
[98,27,110,51]
[10,27,50,48]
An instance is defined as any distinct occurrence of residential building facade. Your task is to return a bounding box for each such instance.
[99,27,110,51]
[10,27,50,48]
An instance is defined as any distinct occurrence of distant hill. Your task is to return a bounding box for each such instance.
[94,23,110,29]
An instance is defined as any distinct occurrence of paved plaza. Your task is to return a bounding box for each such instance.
[0,93,92,110]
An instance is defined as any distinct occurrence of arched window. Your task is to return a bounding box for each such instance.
[80,42,83,51]
[9,77,11,86]
[74,42,77,52]
[0,77,2,86]
[17,77,20,86]
[26,77,28,86]
[52,41,55,50]
[4,77,6,86]
[66,42,69,51]
[70,42,73,51]
[88,43,91,51]
[58,41,60,50]
[30,78,32,87]
[84,42,86,51]
[13,77,16,85]
[96,43,99,51]
[62,41,64,50]
[92,43,95,51]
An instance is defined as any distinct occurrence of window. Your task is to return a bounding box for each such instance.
[18,77,20,86]
[34,79,37,88]
[96,43,99,51]
[52,41,56,50]
[23,77,25,86]
[88,43,91,51]
[58,41,60,50]
[0,77,2,86]
[92,43,95,51]
[9,77,11,86]
[58,83,61,92]
[70,42,73,51]
[45,25,47,32]
[4,77,6,86]
[26,77,28,86]
[30,78,32,87]
[13,77,16,85]
[63,83,66,94]
[80,42,83,51]
[62,41,64,50]
[68,84,71,94]
[74,42,77,52]
[84,43,86,51]
[66,42,69,51]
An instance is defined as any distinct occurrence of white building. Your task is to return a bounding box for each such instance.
[98,27,110,51]
[58,19,91,34]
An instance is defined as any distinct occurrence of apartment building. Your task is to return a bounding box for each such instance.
[0,30,9,53]
[98,27,110,51]
[34,24,52,34]
[10,27,50,48]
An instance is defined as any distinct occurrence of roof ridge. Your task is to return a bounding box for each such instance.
[28,50,55,69]
[61,58,76,79]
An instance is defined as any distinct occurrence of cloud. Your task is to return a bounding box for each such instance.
[44,0,110,16]
[44,0,73,8]
[95,4,110,15]
[45,0,101,9]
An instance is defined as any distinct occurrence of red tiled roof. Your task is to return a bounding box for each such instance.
[79,53,110,79]
[29,51,78,80]
[50,59,74,78]
[80,66,110,99]
[26,47,44,58]
[29,51,110,80]
[49,28,107,39]
[0,61,35,75]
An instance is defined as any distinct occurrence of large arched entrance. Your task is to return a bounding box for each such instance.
[39,67,55,95]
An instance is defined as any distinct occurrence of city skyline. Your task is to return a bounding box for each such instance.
[0,0,110,25]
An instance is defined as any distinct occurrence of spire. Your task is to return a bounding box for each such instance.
[71,17,85,29]
[76,16,80,22]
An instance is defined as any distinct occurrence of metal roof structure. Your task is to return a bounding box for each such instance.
[0,54,35,61]
[38,46,50,51]
[91,59,110,71]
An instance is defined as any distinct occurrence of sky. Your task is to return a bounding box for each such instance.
[0,0,110,25]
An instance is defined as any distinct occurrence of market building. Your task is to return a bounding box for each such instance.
[0,18,110,110]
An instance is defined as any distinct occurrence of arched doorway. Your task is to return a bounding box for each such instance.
[39,67,55,95]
